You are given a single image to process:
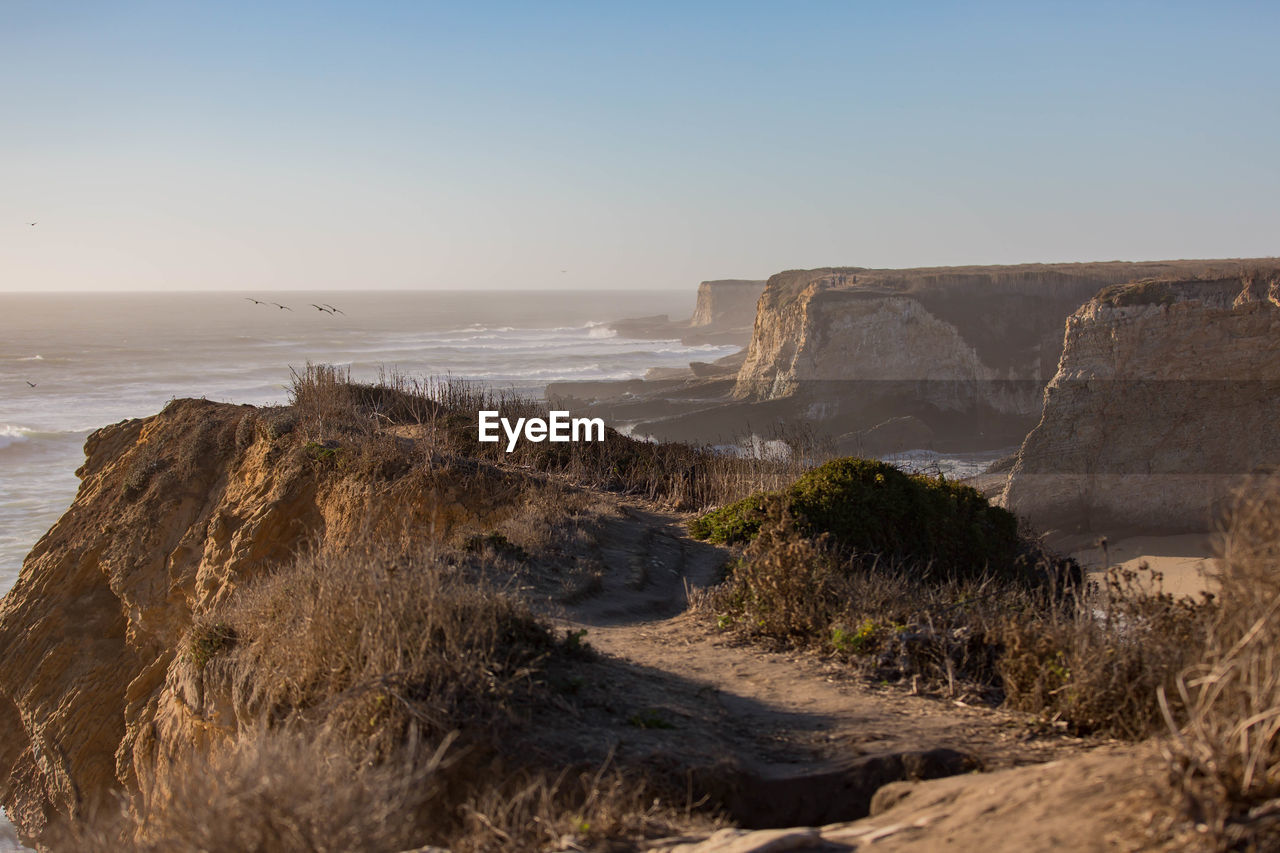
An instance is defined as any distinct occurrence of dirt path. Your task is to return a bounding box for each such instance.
[530,500,1097,827]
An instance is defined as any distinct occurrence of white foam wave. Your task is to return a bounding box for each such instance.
[0,425,31,451]
[20,355,43,361]
[587,326,617,339]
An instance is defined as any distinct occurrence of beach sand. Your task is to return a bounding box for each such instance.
[1065,533,1219,598]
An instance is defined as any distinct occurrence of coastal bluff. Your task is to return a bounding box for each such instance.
[607,278,765,346]
[0,399,525,845]
[599,260,1269,453]
[1001,271,1280,535]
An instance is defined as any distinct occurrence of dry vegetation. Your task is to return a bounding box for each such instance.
[288,363,822,511]
[1162,474,1280,849]
[65,367,1280,850]
[695,508,1213,737]
[74,539,713,852]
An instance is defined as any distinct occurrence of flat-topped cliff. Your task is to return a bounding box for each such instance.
[733,260,1264,403]
[559,260,1279,454]
[688,279,767,330]
[1001,271,1280,535]
[607,278,765,346]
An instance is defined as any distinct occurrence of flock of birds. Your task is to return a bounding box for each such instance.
[22,295,349,389]
[243,297,345,315]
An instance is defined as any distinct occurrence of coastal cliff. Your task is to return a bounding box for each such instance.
[560,260,1277,453]
[732,261,1257,404]
[607,278,765,346]
[688,279,766,331]
[1001,272,1280,535]
[0,398,534,843]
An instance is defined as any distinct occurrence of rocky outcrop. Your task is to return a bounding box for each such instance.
[0,399,529,846]
[650,746,1157,852]
[1002,272,1280,535]
[561,261,1275,452]
[688,279,767,331]
[606,279,765,347]
[735,261,1260,400]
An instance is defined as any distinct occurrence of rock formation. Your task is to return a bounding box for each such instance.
[0,399,530,845]
[606,279,765,346]
[1001,271,1280,535]
[688,279,767,333]
[592,260,1266,451]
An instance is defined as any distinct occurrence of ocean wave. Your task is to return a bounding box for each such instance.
[20,355,43,361]
[466,365,635,380]
[0,425,30,451]
[587,325,617,339]
[0,423,98,449]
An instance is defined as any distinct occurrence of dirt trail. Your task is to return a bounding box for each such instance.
[535,501,1096,827]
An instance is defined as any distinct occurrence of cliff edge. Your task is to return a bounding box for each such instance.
[608,279,765,346]
[1002,271,1280,536]
[0,398,540,843]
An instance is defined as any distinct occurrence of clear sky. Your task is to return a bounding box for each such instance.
[2,1,1277,292]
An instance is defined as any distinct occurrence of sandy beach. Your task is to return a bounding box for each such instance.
[1067,533,1220,598]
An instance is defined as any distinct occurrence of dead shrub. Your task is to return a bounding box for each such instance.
[1000,566,1213,738]
[1163,473,1280,848]
[66,730,449,853]
[220,539,561,756]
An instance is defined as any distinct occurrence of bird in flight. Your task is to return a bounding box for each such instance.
[244,297,266,305]
[25,381,37,388]
[322,303,345,315]
[270,302,293,311]
[310,303,334,314]
[27,222,37,227]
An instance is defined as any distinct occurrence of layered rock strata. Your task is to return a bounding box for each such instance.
[1002,273,1280,534]
[591,260,1263,451]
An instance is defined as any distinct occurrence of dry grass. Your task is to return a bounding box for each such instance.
[69,531,718,851]
[286,363,821,512]
[698,513,1035,704]
[217,539,562,756]
[699,512,1214,736]
[66,729,709,853]
[1000,566,1214,739]
[1162,473,1280,849]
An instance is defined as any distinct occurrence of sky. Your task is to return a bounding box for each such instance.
[1,1,1277,292]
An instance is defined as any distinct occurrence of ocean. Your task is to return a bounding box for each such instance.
[0,289,734,596]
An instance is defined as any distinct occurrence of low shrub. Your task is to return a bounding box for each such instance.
[703,512,1212,734]
[692,458,1024,582]
[1000,566,1213,738]
[221,540,564,755]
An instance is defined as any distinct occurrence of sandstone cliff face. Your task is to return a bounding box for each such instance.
[719,261,1273,453]
[688,280,766,330]
[0,400,527,844]
[733,262,1259,406]
[1002,274,1280,534]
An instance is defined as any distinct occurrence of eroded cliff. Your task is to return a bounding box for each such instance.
[688,279,766,331]
[714,260,1271,452]
[1002,272,1280,535]
[607,279,765,347]
[0,399,546,843]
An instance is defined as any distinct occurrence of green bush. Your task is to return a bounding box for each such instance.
[690,458,1022,581]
